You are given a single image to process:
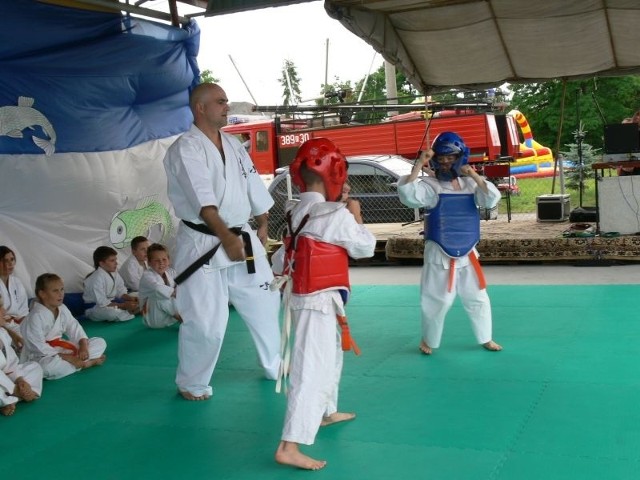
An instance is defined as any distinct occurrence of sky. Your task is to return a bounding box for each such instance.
[195,1,382,106]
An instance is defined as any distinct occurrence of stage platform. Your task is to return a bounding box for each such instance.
[371,214,640,264]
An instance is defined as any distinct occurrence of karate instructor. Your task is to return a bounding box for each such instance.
[163,83,281,400]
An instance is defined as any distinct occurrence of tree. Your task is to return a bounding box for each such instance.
[318,65,418,124]
[560,122,599,195]
[510,76,640,155]
[199,69,218,84]
[278,59,302,107]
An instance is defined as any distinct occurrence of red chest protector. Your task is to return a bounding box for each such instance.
[283,235,350,295]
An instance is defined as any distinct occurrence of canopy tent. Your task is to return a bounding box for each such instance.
[324,0,640,93]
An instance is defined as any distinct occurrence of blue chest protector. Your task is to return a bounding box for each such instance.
[425,193,480,257]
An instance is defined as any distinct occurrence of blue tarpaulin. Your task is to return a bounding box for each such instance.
[0,0,200,154]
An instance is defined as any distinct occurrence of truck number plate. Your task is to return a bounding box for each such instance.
[279,133,311,147]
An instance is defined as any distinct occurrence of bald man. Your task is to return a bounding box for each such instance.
[163,83,281,400]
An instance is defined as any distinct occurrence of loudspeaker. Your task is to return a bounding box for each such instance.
[536,194,570,222]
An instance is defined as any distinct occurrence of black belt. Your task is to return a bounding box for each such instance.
[175,221,255,285]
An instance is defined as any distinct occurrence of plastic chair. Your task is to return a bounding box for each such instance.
[483,163,512,222]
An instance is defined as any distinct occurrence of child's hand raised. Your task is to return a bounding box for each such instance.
[345,198,364,224]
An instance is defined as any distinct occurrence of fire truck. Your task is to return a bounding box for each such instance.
[222,105,523,182]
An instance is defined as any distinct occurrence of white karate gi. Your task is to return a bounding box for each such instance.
[83,268,134,322]
[120,255,147,292]
[0,328,43,396]
[163,125,281,397]
[271,192,376,445]
[398,174,501,348]
[20,302,107,380]
[138,268,179,329]
[0,274,29,335]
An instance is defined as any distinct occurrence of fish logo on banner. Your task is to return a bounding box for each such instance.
[110,196,174,249]
[0,96,57,155]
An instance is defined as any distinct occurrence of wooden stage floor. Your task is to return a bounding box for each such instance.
[369,214,640,264]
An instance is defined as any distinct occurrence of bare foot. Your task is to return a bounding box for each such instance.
[14,377,38,402]
[320,411,356,427]
[1,403,16,416]
[85,354,107,368]
[275,441,326,470]
[419,339,432,355]
[482,340,502,351]
[178,390,211,401]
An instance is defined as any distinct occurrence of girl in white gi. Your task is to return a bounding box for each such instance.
[163,83,281,401]
[120,236,150,293]
[138,243,181,329]
[397,132,502,355]
[0,246,29,348]
[0,296,42,416]
[21,273,106,379]
[83,246,138,322]
[271,139,376,470]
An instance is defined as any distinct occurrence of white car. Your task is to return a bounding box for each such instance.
[267,154,422,240]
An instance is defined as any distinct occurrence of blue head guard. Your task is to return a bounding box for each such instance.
[431,132,470,181]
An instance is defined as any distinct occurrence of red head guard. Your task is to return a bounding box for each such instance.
[290,138,348,201]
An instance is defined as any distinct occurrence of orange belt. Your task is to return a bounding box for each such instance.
[47,338,78,355]
[337,315,361,355]
[447,251,487,293]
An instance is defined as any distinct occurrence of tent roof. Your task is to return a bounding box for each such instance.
[45,1,640,92]
[324,0,640,92]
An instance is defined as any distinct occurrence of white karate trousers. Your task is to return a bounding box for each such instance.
[142,298,178,329]
[40,337,107,380]
[85,306,134,322]
[281,294,343,445]
[420,259,492,348]
[175,255,281,398]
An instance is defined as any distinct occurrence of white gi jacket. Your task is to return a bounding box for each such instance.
[120,255,147,292]
[0,274,29,334]
[83,267,128,306]
[138,268,178,328]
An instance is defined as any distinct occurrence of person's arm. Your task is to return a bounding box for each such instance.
[3,327,23,351]
[407,149,435,182]
[200,205,245,261]
[254,212,269,245]
[345,199,364,224]
[459,164,489,194]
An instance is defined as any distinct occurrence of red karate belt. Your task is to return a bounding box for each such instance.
[336,315,361,355]
[47,338,78,355]
[447,251,487,293]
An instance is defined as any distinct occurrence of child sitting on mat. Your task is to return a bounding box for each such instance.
[83,246,138,322]
[0,295,42,416]
[21,273,106,380]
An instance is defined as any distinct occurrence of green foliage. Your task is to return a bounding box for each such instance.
[278,59,302,107]
[199,69,218,84]
[560,141,600,192]
[510,76,640,155]
[318,64,417,124]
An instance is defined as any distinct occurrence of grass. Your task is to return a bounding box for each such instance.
[503,177,596,214]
